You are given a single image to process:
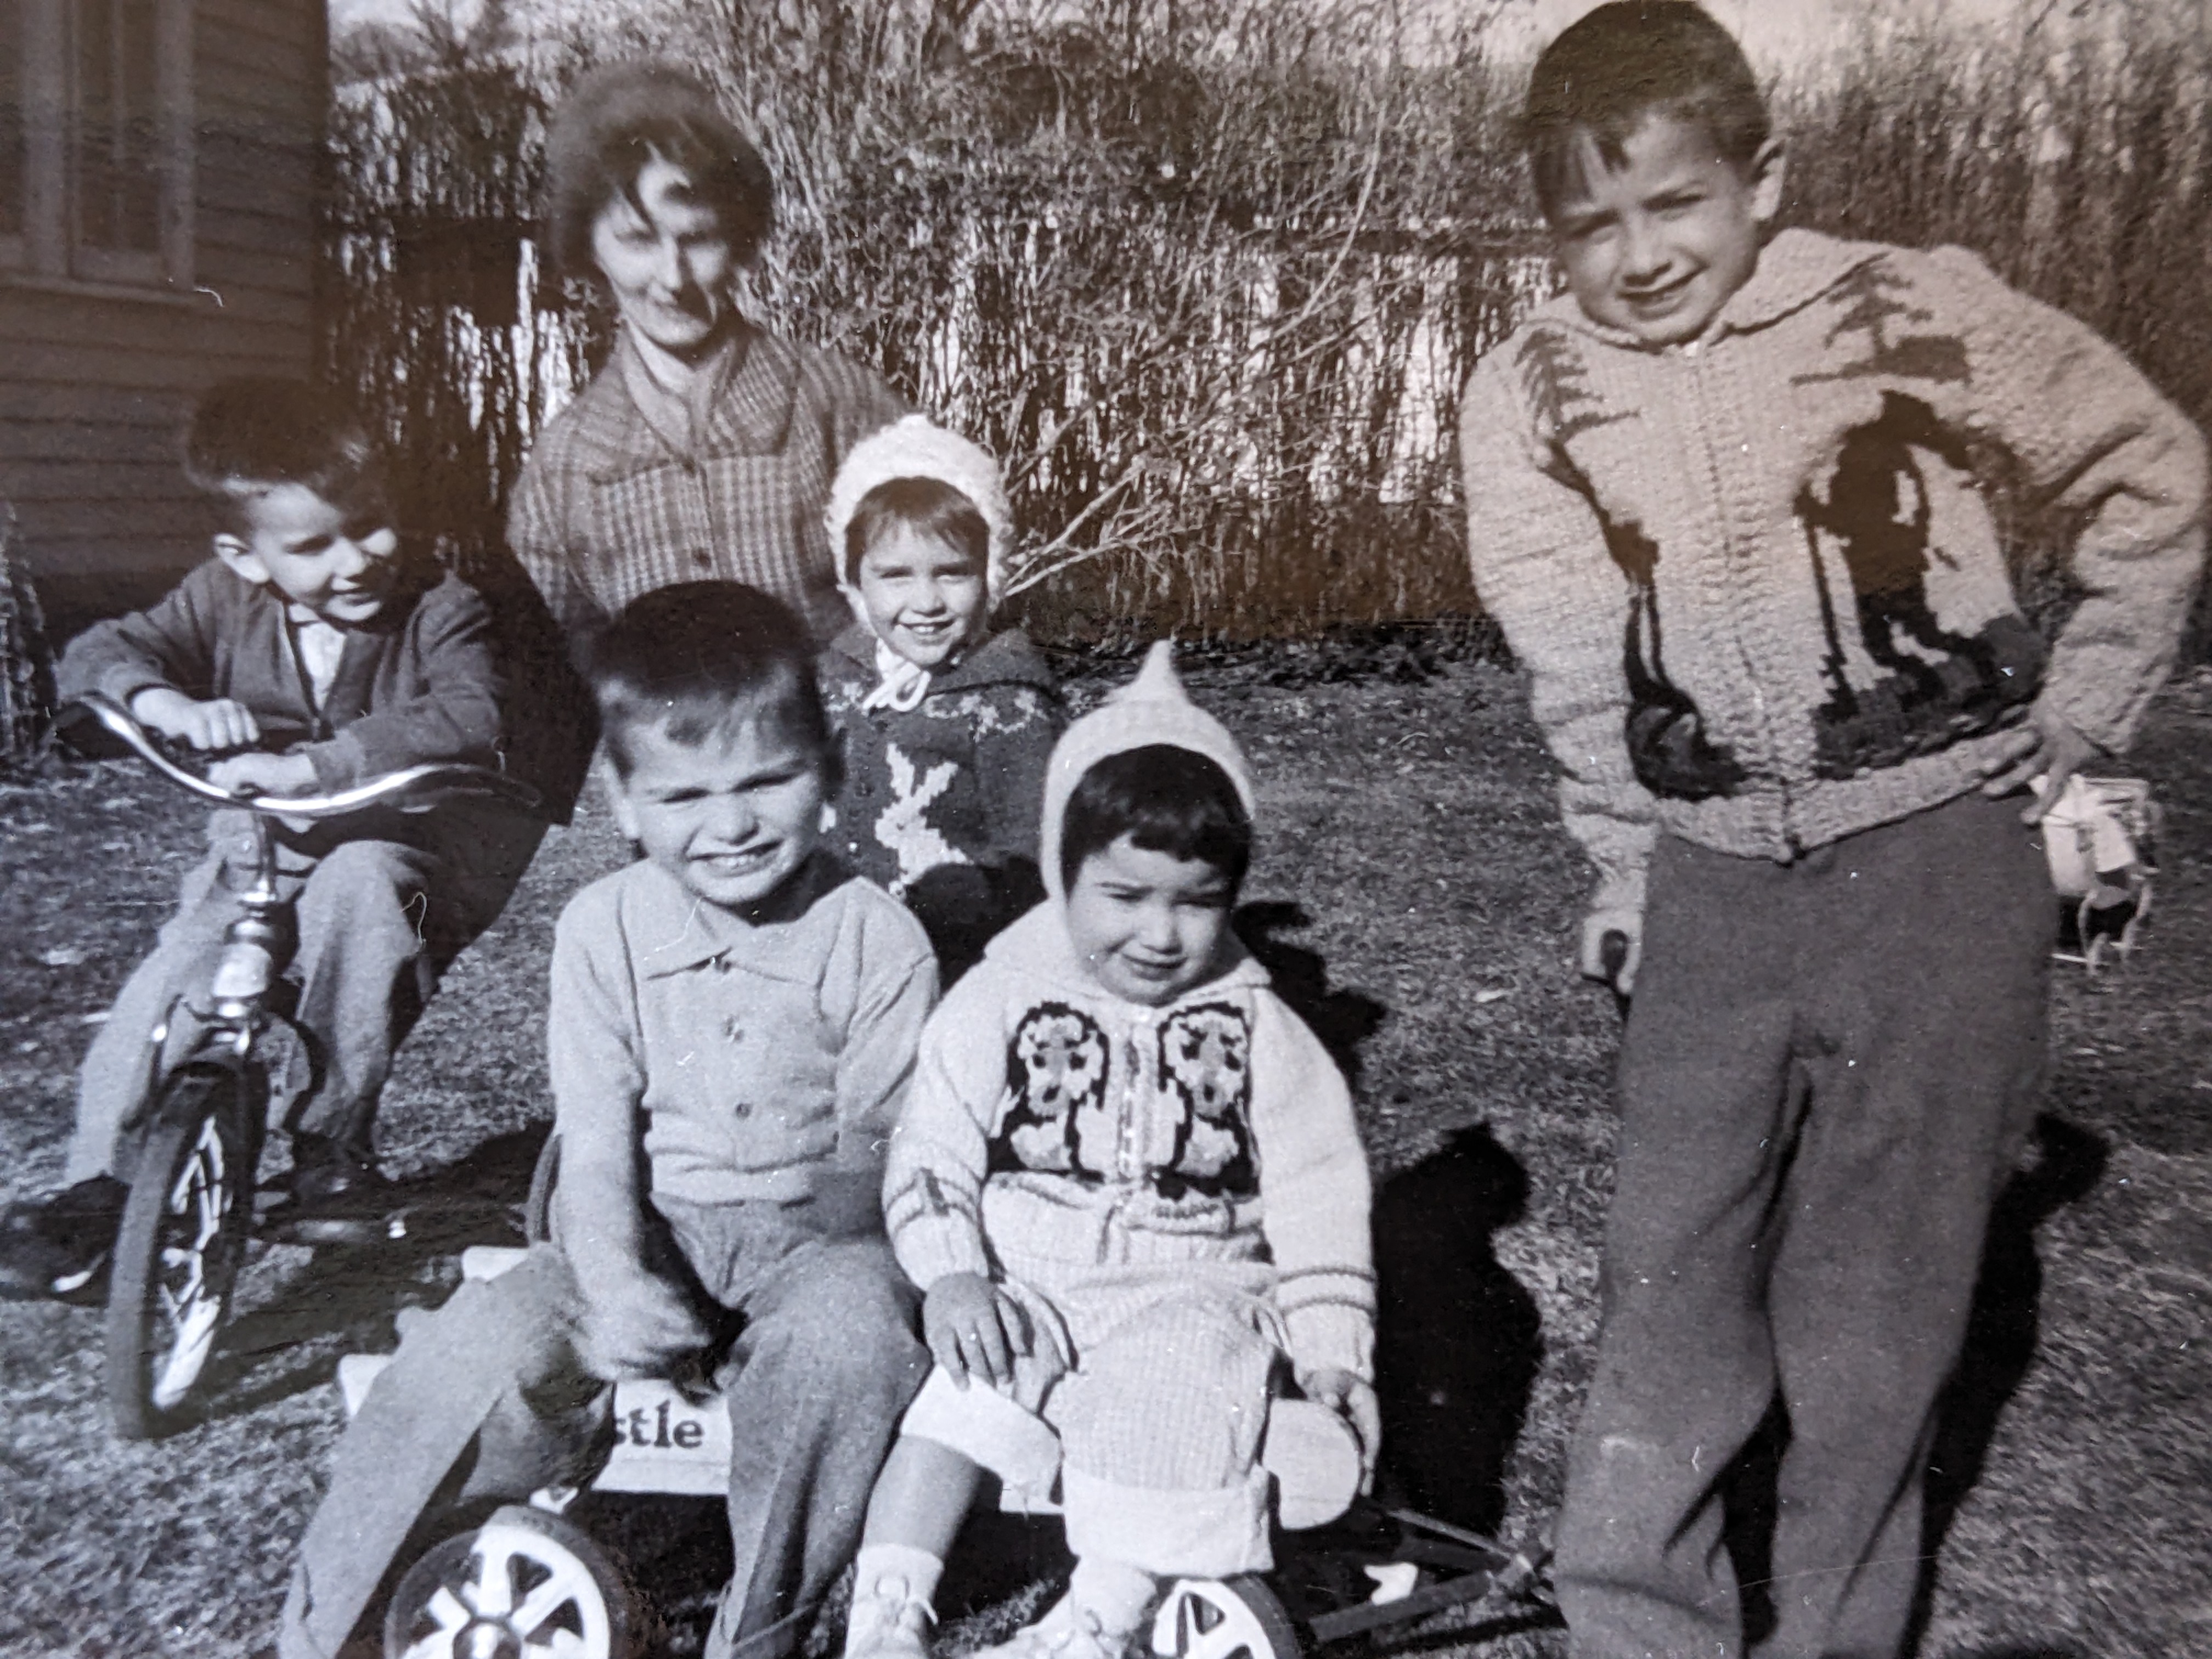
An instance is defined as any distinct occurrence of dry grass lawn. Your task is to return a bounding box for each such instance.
[0,658,2205,1658]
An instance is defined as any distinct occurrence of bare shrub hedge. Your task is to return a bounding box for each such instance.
[321,0,2211,646]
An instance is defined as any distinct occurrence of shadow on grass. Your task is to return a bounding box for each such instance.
[1373,1125,1542,1539]
[1235,901,1390,1090]
[208,1124,551,1424]
[1716,1114,2109,1653]
[1355,1608,1564,1655]
[1910,1113,2108,1652]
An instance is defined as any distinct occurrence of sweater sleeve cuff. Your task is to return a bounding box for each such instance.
[2039,677,2146,761]
[300,730,368,793]
[94,665,172,712]
[882,1177,992,1289]
[888,1218,992,1291]
[1284,1302,1376,1383]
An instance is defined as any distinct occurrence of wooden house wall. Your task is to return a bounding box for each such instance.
[0,0,326,638]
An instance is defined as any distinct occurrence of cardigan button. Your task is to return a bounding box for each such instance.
[692,550,712,568]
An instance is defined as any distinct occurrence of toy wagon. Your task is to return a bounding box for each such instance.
[340,1244,1552,1659]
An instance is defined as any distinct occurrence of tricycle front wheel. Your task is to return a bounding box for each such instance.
[103,1063,258,1440]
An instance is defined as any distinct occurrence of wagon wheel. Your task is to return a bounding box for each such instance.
[1152,1576,1302,1659]
[384,1504,635,1659]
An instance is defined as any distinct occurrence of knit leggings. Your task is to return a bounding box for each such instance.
[902,1259,1283,1579]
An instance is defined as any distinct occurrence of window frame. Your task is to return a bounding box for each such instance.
[1,0,194,290]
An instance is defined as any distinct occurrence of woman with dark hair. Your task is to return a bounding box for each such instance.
[511,61,908,660]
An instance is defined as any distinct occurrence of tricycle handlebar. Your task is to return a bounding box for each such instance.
[59,693,541,820]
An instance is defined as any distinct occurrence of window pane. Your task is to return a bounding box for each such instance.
[1,0,24,239]
[75,0,161,253]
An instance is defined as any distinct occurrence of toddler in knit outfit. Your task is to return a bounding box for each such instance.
[279,582,934,1659]
[0,377,532,1296]
[1458,7,2207,1657]
[839,642,1379,1659]
[817,415,1064,978]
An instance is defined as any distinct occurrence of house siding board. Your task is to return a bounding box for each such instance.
[195,204,320,262]
[0,383,199,426]
[5,458,205,505]
[18,493,211,540]
[198,71,315,127]
[0,286,306,352]
[204,31,315,94]
[197,157,316,227]
[2,0,320,605]
[200,0,312,55]
[0,325,306,385]
[0,418,183,462]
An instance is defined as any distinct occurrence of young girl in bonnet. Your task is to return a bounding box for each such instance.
[819,415,1065,976]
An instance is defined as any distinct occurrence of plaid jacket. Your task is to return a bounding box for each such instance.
[509,325,907,655]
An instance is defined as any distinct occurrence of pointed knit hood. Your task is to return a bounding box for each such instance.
[1038,640,1256,903]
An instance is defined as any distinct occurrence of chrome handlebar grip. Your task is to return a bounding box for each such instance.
[59,693,541,819]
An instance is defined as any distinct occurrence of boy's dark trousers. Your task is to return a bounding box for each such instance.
[1554,791,2052,1659]
[279,1205,927,1659]
[65,806,541,1185]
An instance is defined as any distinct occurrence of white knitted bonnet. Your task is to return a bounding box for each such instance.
[1037,640,1256,902]
[823,414,1014,603]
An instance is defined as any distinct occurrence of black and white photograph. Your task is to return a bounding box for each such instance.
[0,0,2206,1655]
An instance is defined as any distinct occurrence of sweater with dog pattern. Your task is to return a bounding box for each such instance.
[1458,228,2207,917]
[883,904,1376,1383]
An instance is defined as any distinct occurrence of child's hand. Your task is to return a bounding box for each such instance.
[1300,1366,1381,1493]
[206,751,320,798]
[793,1167,887,1238]
[574,1273,709,1382]
[1979,705,2103,824]
[130,688,261,752]
[1579,909,1642,997]
[924,1272,1034,1389]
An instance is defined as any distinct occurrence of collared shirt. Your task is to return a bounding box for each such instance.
[548,854,936,1210]
[289,609,347,708]
[508,323,908,656]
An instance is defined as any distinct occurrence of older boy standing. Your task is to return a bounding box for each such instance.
[1457,5,2205,1656]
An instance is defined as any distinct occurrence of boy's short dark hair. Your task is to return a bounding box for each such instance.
[590,581,837,781]
[183,377,388,535]
[1522,2,1769,215]
[1059,744,1252,896]
[843,477,991,586]
[545,61,775,285]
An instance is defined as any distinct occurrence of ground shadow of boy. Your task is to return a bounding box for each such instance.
[1370,1124,1542,1538]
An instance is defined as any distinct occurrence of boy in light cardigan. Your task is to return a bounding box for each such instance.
[1457,5,2205,1656]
